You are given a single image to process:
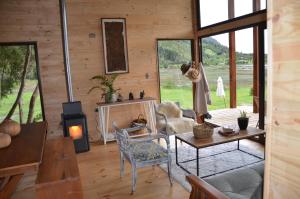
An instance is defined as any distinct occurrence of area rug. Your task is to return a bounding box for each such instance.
[160,141,264,191]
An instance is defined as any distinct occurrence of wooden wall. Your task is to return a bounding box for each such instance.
[0,0,193,140]
[264,0,300,198]
[66,0,193,141]
[0,0,67,137]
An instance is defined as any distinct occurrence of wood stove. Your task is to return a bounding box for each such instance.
[61,101,90,153]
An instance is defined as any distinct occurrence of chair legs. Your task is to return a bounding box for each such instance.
[119,155,172,193]
[131,164,137,193]
[120,152,125,177]
[167,157,173,186]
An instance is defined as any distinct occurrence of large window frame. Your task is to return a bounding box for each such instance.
[195,0,267,129]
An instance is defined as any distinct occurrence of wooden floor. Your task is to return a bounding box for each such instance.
[11,107,265,199]
[11,141,189,199]
[11,136,264,199]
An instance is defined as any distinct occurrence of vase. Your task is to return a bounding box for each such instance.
[104,92,118,103]
[111,93,118,103]
[237,117,249,130]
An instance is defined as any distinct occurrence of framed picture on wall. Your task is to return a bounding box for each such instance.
[101,18,129,74]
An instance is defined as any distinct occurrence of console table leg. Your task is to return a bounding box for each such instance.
[99,108,106,144]
[175,138,178,165]
[196,149,199,176]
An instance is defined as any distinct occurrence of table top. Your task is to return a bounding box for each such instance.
[176,126,265,149]
[0,122,47,177]
[96,97,155,107]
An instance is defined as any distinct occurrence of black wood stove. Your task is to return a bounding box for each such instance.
[61,101,90,153]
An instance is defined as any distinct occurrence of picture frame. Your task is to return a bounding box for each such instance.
[101,18,129,74]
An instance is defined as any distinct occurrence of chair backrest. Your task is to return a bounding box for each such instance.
[156,102,182,118]
[112,122,130,152]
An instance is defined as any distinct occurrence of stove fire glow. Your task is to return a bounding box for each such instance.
[69,125,83,140]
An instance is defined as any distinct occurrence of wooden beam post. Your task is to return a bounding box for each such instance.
[192,0,201,121]
[253,0,261,113]
[229,0,236,108]
[258,23,265,130]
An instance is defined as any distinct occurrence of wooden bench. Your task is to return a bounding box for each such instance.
[35,137,83,199]
[186,175,229,199]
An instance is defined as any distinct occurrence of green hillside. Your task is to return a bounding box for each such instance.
[158,38,253,68]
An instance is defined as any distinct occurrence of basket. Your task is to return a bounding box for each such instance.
[130,114,147,127]
[193,123,214,139]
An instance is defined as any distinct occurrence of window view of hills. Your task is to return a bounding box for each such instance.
[158,38,266,110]
[158,38,254,69]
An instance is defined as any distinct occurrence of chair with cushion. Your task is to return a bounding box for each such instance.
[187,163,264,199]
[155,101,196,135]
[112,122,172,193]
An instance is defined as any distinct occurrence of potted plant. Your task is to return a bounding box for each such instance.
[88,74,120,103]
[237,110,249,130]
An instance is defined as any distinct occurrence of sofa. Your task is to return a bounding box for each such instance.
[187,162,264,199]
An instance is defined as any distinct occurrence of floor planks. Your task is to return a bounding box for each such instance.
[12,142,189,199]
[12,138,264,199]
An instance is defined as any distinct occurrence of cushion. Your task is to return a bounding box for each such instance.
[128,141,168,162]
[156,117,195,134]
[204,164,264,199]
[157,102,182,118]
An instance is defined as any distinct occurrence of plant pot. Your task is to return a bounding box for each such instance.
[111,93,118,103]
[237,117,249,130]
[104,92,118,103]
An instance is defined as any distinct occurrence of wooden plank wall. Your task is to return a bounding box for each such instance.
[0,1,67,137]
[264,0,300,198]
[66,0,193,141]
[0,0,193,141]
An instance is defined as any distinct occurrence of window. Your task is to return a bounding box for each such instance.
[202,33,230,110]
[157,40,193,109]
[261,0,267,10]
[199,0,228,27]
[234,0,253,18]
[0,43,44,123]
[235,28,253,106]
[199,0,267,28]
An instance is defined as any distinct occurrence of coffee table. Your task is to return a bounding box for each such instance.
[175,126,265,177]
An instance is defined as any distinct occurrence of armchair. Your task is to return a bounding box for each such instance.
[112,122,173,193]
[155,102,196,135]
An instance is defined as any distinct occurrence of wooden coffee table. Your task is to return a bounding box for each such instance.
[175,126,265,177]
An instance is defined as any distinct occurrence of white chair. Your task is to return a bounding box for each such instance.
[112,122,173,193]
[155,102,196,135]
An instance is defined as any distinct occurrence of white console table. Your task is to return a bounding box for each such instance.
[96,97,156,144]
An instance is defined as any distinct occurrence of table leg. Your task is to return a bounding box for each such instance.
[196,149,199,176]
[99,107,106,144]
[237,140,240,150]
[105,107,110,141]
[146,101,156,134]
[175,137,178,165]
[151,101,156,133]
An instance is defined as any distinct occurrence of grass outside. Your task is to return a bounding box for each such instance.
[161,86,253,110]
[0,80,42,123]
[159,66,255,110]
